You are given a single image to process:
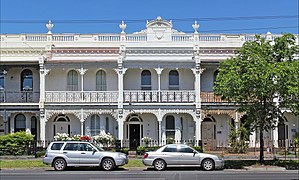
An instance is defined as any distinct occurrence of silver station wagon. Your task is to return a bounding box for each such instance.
[43,141,128,171]
[143,144,224,171]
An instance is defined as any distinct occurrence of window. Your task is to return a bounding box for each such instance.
[213,70,219,86]
[163,145,177,152]
[67,70,78,91]
[63,143,79,151]
[15,114,26,132]
[169,70,179,90]
[178,146,194,153]
[141,70,151,90]
[51,143,64,150]
[105,117,109,133]
[96,70,107,91]
[0,71,4,90]
[79,143,94,151]
[21,69,33,91]
[90,115,100,136]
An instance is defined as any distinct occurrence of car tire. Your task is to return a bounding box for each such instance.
[101,158,115,171]
[53,158,67,171]
[201,159,215,171]
[153,159,166,171]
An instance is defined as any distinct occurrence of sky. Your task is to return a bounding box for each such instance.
[0,0,298,35]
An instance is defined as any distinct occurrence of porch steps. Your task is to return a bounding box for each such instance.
[128,151,137,158]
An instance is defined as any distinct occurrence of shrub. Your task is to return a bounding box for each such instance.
[121,148,129,155]
[0,131,34,156]
[192,146,203,153]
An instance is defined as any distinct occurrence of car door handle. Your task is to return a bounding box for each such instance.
[81,152,86,154]
[63,152,68,154]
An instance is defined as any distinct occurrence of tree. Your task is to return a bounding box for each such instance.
[214,34,299,164]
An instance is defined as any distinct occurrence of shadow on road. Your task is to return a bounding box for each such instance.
[45,167,128,171]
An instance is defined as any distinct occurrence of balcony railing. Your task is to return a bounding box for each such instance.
[200,92,227,103]
[0,91,40,103]
[41,91,227,104]
[123,90,196,103]
[45,91,118,103]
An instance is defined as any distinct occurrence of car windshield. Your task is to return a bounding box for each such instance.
[91,143,104,151]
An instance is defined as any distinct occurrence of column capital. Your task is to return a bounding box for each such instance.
[191,68,205,75]
[78,67,87,75]
[154,67,164,75]
[114,68,128,75]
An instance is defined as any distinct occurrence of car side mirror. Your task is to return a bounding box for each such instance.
[93,148,97,153]
[193,150,198,156]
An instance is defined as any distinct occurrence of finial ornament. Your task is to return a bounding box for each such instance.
[119,21,127,33]
[46,20,54,34]
[192,21,200,33]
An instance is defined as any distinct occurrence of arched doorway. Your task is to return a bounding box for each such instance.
[278,117,288,147]
[126,114,143,150]
[15,114,26,132]
[53,115,70,136]
[201,115,216,150]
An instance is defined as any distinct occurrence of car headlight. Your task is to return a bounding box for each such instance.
[118,154,127,159]
[218,157,224,160]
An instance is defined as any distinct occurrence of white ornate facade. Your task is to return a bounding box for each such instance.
[1,17,298,149]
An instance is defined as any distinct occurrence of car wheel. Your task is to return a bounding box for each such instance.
[201,159,215,171]
[53,158,67,171]
[153,159,166,171]
[101,158,115,171]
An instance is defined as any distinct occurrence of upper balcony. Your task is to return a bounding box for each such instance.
[43,90,227,104]
[0,91,40,103]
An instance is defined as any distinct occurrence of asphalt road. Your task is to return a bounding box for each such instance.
[1,168,299,180]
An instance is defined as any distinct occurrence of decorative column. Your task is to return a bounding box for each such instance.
[154,68,163,102]
[40,112,47,147]
[80,109,84,136]
[272,120,279,148]
[194,114,202,144]
[157,109,163,145]
[175,115,182,142]
[192,46,204,110]
[116,45,126,144]
[78,67,87,101]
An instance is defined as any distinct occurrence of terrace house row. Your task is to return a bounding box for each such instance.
[0,17,298,150]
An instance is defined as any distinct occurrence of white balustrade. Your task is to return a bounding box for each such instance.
[126,35,147,42]
[45,91,118,103]
[25,35,47,41]
[52,35,74,41]
[199,35,221,41]
[98,35,120,42]
[172,35,193,42]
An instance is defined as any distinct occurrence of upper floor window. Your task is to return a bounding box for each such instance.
[67,70,78,91]
[21,69,33,91]
[213,70,219,86]
[96,70,107,91]
[169,70,179,90]
[0,71,4,90]
[141,70,151,90]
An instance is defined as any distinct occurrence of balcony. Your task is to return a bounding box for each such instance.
[123,90,195,103]
[45,91,118,103]
[44,91,228,104]
[0,91,40,103]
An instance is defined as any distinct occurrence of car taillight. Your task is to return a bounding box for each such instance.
[143,153,148,158]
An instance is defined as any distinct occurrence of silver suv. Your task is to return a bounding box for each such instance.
[43,141,128,171]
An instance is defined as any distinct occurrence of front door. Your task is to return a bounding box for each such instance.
[202,122,215,150]
[55,122,69,134]
[129,124,140,150]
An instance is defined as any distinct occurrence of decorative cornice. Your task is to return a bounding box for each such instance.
[45,109,117,122]
[52,48,119,56]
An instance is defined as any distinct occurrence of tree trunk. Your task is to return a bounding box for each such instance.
[259,123,265,164]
